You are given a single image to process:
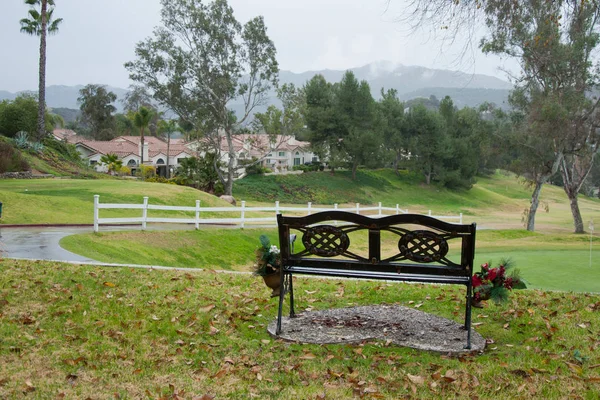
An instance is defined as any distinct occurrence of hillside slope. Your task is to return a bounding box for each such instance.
[233,169,600,231]
[0,179,232,225]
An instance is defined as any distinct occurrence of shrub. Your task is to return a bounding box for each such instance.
[136,165,156,179]
[14,131,29,149]
[30,141,44,153]
[0,141,30,173]
[145,176,175,184]
[117,166,131,176]
[43,137,82,163]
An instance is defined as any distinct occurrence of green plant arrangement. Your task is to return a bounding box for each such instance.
[472,258,527,307]
[253,234,280,277]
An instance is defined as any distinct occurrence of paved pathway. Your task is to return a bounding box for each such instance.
[0,226,99,262]
[0,223,224,265]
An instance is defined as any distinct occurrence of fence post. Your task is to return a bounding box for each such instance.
[356,203,360,214]
[334,203,338,226]
[195,200,200,230]
[460,213,463,224]
[428,210,432,217]
[378,202,382,217]
[307,202,312,215]
[94,195,99,232]
[396,204,399,215]
[241,201,246,229]
[142,197,149,230]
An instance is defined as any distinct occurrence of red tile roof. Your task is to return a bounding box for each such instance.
[76,140,137,157]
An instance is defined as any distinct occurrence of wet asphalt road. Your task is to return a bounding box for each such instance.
[0,224,205,263]
[0,226,99,262]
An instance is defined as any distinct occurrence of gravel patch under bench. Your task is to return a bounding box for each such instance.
[267,305,486,354]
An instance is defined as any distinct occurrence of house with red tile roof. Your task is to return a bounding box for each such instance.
[74,135,193,176]
[186,134,318,173]
[52,129,79,143]
[74,132,318,177]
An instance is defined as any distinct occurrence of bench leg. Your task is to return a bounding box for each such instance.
[276,272,286,335]
[464,283,473,350]
[289,273,296,318]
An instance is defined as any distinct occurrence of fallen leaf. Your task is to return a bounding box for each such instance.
[103,282,116,287]
[199,304,215,313]
[510,369,531,378]
[407,374,425,385]
[565,362,583,375]
[299,353,316,360]
[212,369,227,379]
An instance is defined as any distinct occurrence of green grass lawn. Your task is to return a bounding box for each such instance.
[0,178,232,224]
[61,227,600,293]
[0,259,598,399]
[4,170,600,293]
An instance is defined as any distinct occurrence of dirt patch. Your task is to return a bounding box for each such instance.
[268,305,486,354]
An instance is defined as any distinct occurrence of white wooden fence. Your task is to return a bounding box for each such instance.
[93,195,463,232]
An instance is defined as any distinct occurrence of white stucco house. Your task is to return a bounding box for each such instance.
[186,134,319,174]
[74,135,193,176]
[69,127,319,177]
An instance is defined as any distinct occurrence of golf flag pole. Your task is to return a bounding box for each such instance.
[589,219,594,268]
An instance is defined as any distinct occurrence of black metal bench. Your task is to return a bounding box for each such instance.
[276,211,477,349]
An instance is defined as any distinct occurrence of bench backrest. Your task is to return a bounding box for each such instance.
[277,211,476,277]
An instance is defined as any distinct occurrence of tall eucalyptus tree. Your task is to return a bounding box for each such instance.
[126,0,278,195]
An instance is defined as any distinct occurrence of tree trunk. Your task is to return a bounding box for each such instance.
[560,154,594,234]
[526,179,543,232]
[567,193,585,233]
[37,0,48,142]
[224,128,235,196]
[140,127,145,166]
[393,151,401,176]
[166,132,171,179]
[425,165,431,185]
[352,161,358,180]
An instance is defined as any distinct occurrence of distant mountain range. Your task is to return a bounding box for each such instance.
[0,62,513,118]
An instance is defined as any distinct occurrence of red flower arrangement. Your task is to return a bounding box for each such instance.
[472,258,526,307]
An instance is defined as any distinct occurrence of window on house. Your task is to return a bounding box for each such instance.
[278,151,285,157]
[294,158,301,166]
[266,159,271,164]
[127,159,137,167]
[90,160,97,166]
[268,153,273,157]
[177,158,186,164]
[156,158,165,165]
[312,156,318,162]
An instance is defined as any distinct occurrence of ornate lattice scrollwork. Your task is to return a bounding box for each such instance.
[302,225,350,257]
[398,230,449,263]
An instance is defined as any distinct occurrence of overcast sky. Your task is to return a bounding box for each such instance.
[0,0,514,93]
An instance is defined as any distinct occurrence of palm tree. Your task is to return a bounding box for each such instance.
[99,153,122,175]
[133,106,154,166]
[20,0,63,142]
